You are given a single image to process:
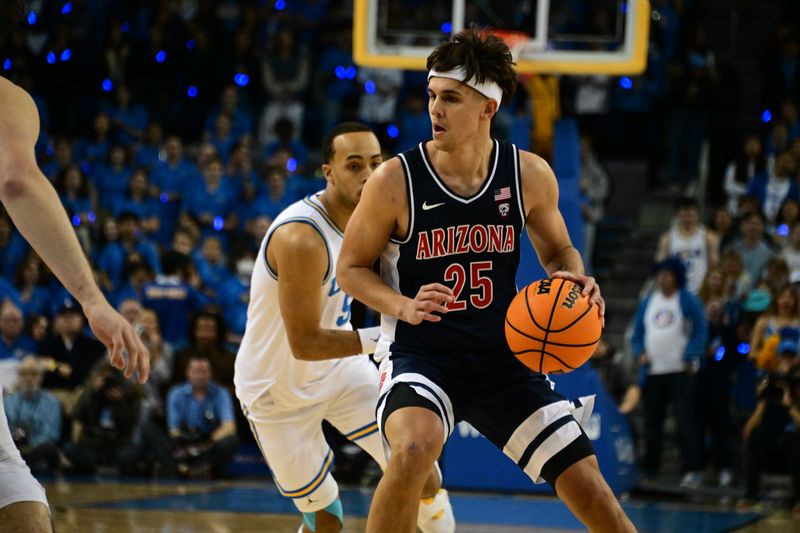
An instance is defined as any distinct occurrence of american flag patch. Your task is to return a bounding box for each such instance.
[494,187,511,201]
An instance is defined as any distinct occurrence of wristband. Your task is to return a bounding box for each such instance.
[357,327,381,355]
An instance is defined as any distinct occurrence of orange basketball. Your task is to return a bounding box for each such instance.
[505,278,602,374]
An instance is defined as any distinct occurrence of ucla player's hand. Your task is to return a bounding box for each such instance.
[551,271,605,327]
[84,299,150,383]
[400,283,454,325]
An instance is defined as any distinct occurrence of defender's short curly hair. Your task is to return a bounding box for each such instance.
[426,29,517,106]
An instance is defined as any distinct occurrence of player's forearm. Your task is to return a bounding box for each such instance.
[338,265,408,320]
[0,168,105,307]
[543,245,584,276]
[289,328,363,361]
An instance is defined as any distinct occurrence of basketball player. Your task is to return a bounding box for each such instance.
[234,123,454,533]
[0,23,149,533]
[655,197,720,293]
[337,30,635,532]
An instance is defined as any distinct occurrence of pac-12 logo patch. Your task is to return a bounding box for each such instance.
[498,202,510,218]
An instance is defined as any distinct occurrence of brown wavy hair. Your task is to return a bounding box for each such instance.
[426,29,517,106]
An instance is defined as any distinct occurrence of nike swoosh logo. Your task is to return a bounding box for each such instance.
[422,201,445,211]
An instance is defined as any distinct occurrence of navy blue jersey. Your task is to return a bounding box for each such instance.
[377,140,525,359]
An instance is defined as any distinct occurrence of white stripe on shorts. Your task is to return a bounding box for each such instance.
[523,420,581,483]
[502,399,573,464]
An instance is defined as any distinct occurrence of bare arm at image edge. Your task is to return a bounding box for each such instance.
[0,76,149,382]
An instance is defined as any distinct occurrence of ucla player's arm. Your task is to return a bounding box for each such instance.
[519,150,605,319]
[0,76,149,381]
[338,159,453,325]
[268,221,363,360]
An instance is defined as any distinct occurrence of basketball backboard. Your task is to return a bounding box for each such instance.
[353,0,650,75]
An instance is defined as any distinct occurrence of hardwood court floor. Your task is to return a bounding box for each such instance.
[43,479,796,532]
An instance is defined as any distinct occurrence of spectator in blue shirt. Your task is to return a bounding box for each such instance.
[0,278,23,312]
[142,251,207,348]
[76,112,112,168]
[262,118,310,172]
[55,165,94,228]
[91,145,133,206]
[105,84,149,146]
[3,356,62,472]
[217,249,253,344]
[180,156,238,241]
[112,169,161,239]
[0,213,29,281]
[150,136,201,244]
[14,253,51,318]
[0,301,37,361]
[39,138,74,181]
[204,85,253,142]
[133,122,164,170]
[206,114,237,164]
[97,212,161,290]
[195,236,230,300]
[166,356,238,478]
[109,255,153,309]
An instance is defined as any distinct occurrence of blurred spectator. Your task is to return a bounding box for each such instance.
[696,268,740,488]
[141,251,207,348]
[40,138,75,181]
[656,197,719,293]
[205,86,253,143]
[579,136,611,273]
[172,229,198,257]
[133,122,164,170]
[112,169,161,238]
[781,222,800,278]
[725,211,775,292]
[668,28,715,190]
[166,356,237,478]
[0,301,37,389]
[138,308,174,424]
[26,315,49,352]
[750,286,800,372]
[105,84,148,146]
[739,354,800,511]
[206,114,237,164]
[91,145,133,206]
[396,90,431,153]
[262,118,310,172]
[217,248,253,344]
[724,135,767,216]
[631,257,708,486]
[3,356,62,473]
[259,29,310,147]
[589,337,640,415]
[180,156,239,239]
[312,25,359,134]
[14,252,51,318]
[758,256,791,294]
[55,165,94,228]
[76,112,112,168]
[709,206,736,250]
[110,255,153,309]
[720,248,752,299]
[150,136,201,244]
[118,299,143,326]
[195,236,230,298]
[357,67,403,146]
[0,213,29,281]
[171,311,235,398]
[764,122,790,162]
[63,362,141,474]
[40,298,105,393]
[772,199,800,247]
[97,212,161,290]
[747,151,799,224]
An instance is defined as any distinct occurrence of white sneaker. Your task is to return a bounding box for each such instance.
[680,471,702,489]
[418,488,456,533]
[719,469,733,488]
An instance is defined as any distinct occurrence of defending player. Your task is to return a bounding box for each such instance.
[0,5,149,530]
[337,31,636,532]
[234,123,454,533]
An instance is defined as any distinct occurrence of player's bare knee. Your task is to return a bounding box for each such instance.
[391,437,441,475]
[0,501,52,533]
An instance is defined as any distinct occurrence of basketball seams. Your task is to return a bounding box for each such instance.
[516,349,577,370]
[539,279,567,373]
[547,301,597,333]
[523,283,551,332]
[505,318,601,348]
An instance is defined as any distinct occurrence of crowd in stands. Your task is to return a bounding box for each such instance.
[0,0,799,511]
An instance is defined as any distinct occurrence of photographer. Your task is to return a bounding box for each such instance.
[164,355,237,478]
[3,356,61,472]
[63,361,141,474]
[740,340,800,511]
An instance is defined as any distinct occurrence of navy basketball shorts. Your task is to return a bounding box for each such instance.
[376,346,595,488]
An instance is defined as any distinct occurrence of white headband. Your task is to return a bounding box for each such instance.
[428,66,503,106]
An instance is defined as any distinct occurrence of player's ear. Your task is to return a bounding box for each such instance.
[483,98,499,120]
[321,163,335,185]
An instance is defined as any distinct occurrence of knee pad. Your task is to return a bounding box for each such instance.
[302,498,343,532]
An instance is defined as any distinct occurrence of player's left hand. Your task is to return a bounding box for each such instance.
[551,271,605,326]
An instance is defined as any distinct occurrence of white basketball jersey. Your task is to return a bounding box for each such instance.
[234,192,353,407]
[669,225,708,293]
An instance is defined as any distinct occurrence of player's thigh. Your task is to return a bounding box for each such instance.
[461,364,594,487]
[0,501,52,533]
[246,406,338,512]
[324,357,385,468]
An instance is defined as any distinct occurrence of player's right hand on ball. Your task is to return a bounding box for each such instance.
[400,283,454,325]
